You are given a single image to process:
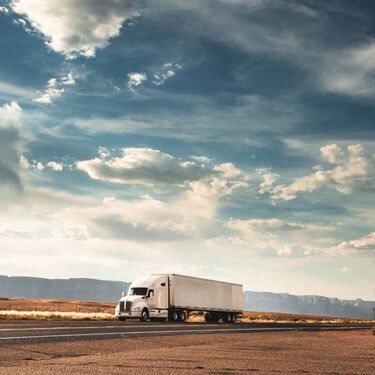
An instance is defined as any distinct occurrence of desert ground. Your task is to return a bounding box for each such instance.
[0,328,373,374]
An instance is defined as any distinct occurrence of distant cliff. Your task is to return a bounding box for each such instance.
[0,275,130,302]
[0,275,373,319]
[243,291,374,319]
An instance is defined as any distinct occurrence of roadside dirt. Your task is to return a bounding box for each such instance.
[0,329,373,374]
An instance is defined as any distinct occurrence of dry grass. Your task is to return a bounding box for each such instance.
[0,310,115,320]
[0,298,115,314]
[0,298,372,323]
[0,298,116,320]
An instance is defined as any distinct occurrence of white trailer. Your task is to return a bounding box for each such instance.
[115,274,243,323]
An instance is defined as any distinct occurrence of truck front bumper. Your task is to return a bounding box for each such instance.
[115,310,142,319]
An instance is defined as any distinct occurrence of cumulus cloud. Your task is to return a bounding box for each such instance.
[127,72,147,90]
[271,144,370,201]
[77,147,216,186]
[10,0,137,58]
[0,102,23,189]
[47,161,63,171]
[324,232,375,255]
[62,149,251,241]
[34,73,76,104]
[20,156,65,172]
[57,180,228,241]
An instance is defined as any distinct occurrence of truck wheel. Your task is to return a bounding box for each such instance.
[118,317,126,322]
[140,308,149,322]
[205,312,213,323]
[172,311,179,322]
[179,310,187,322]
[223,312,231,324]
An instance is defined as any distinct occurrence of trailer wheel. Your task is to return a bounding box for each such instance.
[223,312,231,324]
[179,310,187,322]
[118,317,126,322]
[231,313,237,323]
[140,308,149,322]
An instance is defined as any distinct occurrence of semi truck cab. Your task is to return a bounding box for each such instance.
[115,274,169,321]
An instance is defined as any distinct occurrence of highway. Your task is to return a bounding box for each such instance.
[0,319,371,344]
[0,320,373,374]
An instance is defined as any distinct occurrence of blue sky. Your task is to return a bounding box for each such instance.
[0,0,374,299]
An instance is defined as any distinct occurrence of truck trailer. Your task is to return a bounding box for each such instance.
[115,274,243,323]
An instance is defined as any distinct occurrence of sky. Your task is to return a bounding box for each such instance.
[0,0,374,300]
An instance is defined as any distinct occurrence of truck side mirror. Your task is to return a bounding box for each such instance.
[148,290,154,298]
[121,292,125,298]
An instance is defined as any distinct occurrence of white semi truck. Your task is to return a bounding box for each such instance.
[115,274,243,323]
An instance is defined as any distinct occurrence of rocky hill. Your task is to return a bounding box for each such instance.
[0,275,130,302]
[0,275,373,319]
[243,291,374,319]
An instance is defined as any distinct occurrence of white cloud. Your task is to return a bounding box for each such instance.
[34,72,76,104]
[10,0,136,58]
[47,161,63,171]
[257,169,279,194]
[127,72,147,90]
[12,17,32,33]
[57,180,227,241]
[325,232,375,255]
[61,72,76,86]
[19,155,30,169]
[19,156,64,172]
[0,6,9,14]
[320,144,343,164]
[271,144,370,201]
[152,63,182,86]
[34,79,64,104]
[35,161,45,172]
[77,147,216,186]
[97,147,111,159]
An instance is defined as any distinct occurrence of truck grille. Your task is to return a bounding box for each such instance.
[119,301,131,312]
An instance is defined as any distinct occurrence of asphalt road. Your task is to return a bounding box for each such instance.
[0,319,371,345]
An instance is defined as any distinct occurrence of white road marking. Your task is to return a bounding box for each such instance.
[0,326,367,341]
[0,323,218,332]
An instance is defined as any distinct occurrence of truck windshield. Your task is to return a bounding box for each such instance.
[129,287,148,296]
